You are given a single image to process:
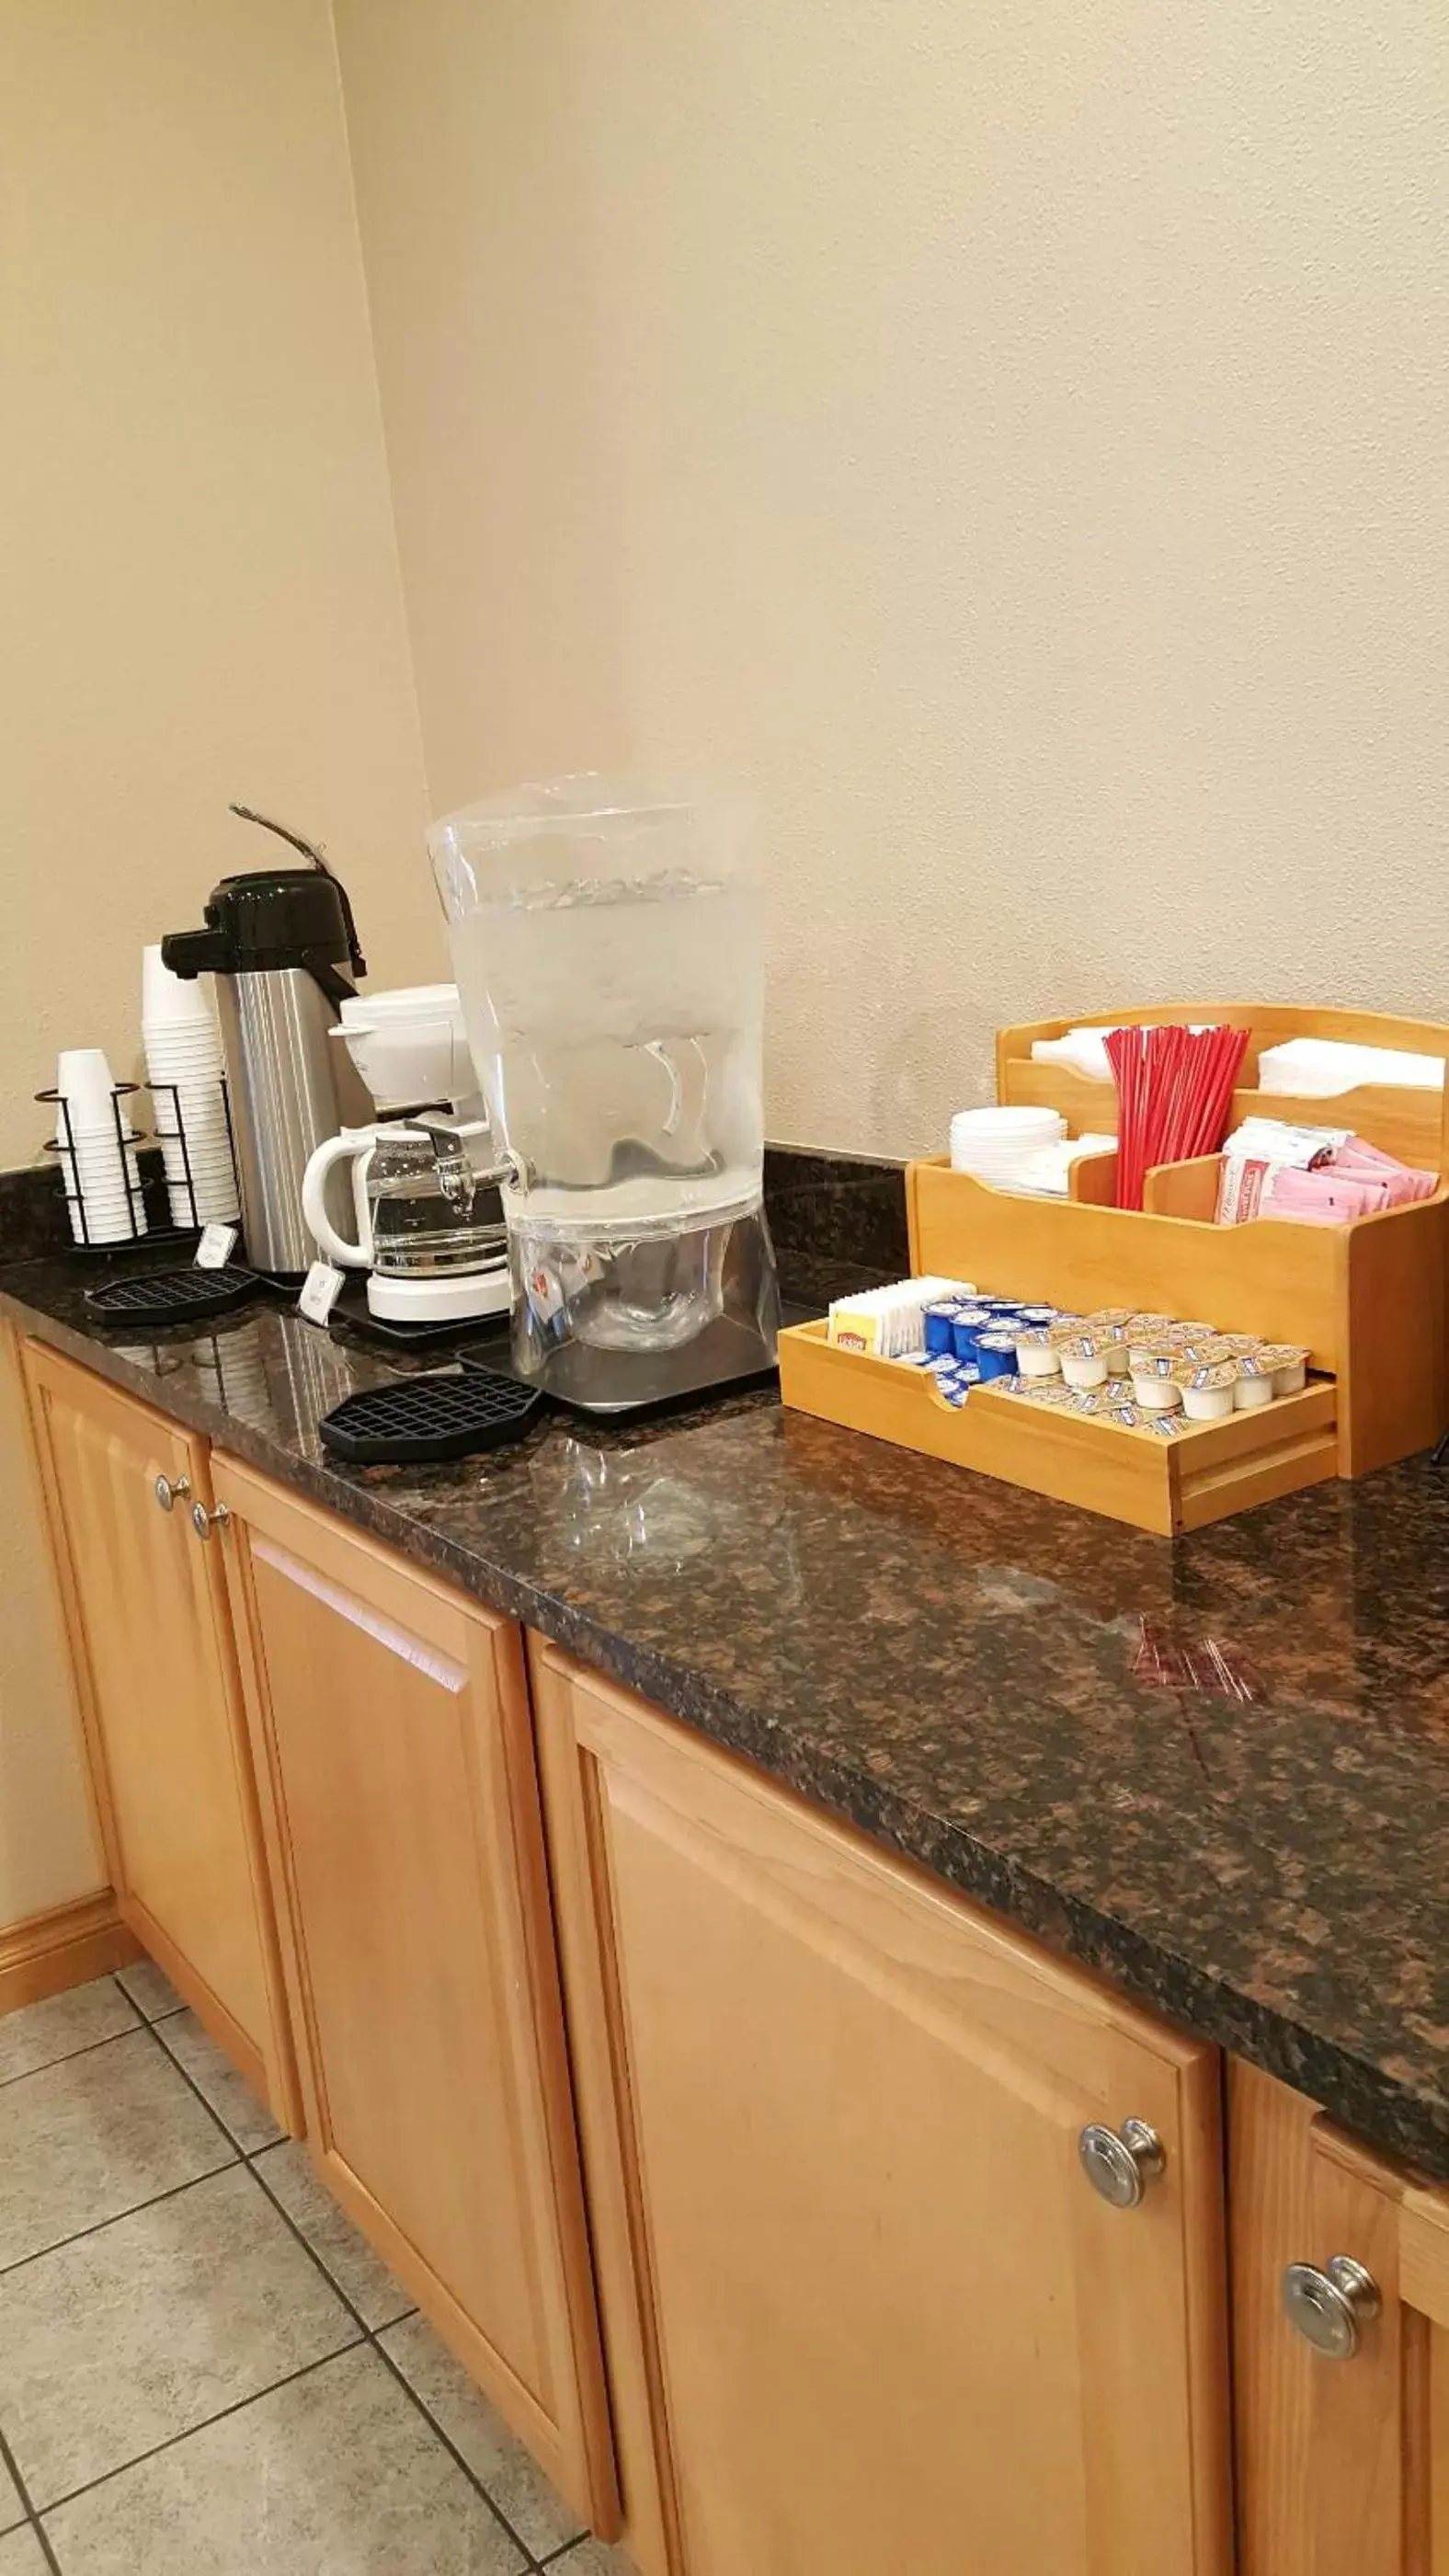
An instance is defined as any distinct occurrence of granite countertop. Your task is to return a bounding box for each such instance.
[6,1248,1449,2183]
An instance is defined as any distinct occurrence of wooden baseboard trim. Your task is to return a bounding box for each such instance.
[0,1889,142,2015]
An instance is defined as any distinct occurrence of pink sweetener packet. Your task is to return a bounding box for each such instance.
[1335,1134,1401,1169]
[1266,1168,1387,1221]
[1332,1164,1421,1207]
[1330,1144,1437,1202]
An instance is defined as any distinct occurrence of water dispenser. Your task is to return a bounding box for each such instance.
[429,775,779,1404]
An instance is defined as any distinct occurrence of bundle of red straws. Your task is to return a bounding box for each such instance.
[1105,1023,1250,1210]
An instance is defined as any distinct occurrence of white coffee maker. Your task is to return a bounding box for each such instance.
[302,985,511,1324]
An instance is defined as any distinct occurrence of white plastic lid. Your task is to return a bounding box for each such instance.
[950,1105,1065,1137]
[337,983,462,1028]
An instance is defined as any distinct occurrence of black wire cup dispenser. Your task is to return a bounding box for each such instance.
[38,1075,240,1252]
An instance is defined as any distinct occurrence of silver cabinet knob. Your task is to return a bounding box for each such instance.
[1283,2257,1381,2359]
[154,1472,191,1513]
[1078,2118,1167,2209]
[190,1501,231,1541]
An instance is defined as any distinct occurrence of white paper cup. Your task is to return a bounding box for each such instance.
[142,1013,218,1051]
[143,1045,224,1086]
[160,1149,232,1188]
[58,1120,139,1149]
[161,1135,233,1169]
[152,1100,229,1139]
[54,1048,121,1128]
[168,1187,238,1227]
[63,1139,148,1242]
[144,1013,222,1046]
[143,1013,221,1045]
[160,1132,228,1155]
[143,945,217,1026]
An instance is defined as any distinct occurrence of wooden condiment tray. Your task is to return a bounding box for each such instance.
[777,1322,1338,1537]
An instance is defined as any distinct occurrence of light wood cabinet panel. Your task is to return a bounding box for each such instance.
[20,1342,295,2118]
[1231,2060,1449,2576]
[212,1456,617,2538]
[532,1638,1233,2576]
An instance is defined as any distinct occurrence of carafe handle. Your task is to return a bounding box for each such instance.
[301,1129,373,1268]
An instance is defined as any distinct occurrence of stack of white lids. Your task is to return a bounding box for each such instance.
[949,1105,1067,1181]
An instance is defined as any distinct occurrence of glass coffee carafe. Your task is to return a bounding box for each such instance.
[301,1116,510,1323]
[428,775,778,1402]
[365,1121,505,1279]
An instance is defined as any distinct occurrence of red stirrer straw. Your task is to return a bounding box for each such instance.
[1108,1023,1249,1208]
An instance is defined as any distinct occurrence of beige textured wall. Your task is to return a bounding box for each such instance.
[334,0,1448,1157]
[0,0,434,1922]
[0,0,438,1178]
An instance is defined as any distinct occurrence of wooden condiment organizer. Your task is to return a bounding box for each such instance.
[778,1003,1449,1535]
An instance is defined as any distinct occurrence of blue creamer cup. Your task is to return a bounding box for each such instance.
[976,1332,1019,1380]
[924,1300,959,1356]
[950,1306,994,1359]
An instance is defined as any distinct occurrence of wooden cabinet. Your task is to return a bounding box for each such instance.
[532,1638,1234,2576]
[1230,2061,1449,2575]
[20,1342,296,2119]
[211,1456,618,2537]
[28,1338,1449,2574]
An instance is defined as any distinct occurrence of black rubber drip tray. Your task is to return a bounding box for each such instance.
[319,1367,543,1465]
[86,1265,267,1325]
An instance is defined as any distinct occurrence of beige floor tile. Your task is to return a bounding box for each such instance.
[380,2312,582,2558]
[0,1979,140,2087]
[153,2010,283,2154]
[0,2030,234,2271]
[0,2162,359,2508]
[114,1960,185,2022]
[0,2526,46,2574]
[43,2345,528,2574]
[0,2449,22,2535]
[252,2139,414,2330]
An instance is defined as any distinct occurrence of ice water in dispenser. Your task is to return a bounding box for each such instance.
[429,775,779,1405]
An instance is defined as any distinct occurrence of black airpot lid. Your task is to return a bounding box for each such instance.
[162,865,366,994]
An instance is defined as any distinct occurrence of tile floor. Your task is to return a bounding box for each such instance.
[0,1968,635,2574]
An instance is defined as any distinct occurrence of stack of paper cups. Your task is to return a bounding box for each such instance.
[52,1050,147,1245]
[141,945,239,1227]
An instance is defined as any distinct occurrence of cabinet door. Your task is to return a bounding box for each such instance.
[533,1641,1233,2576]
[212,1457,617,2536]
[21,1343,293,2116]
[1231,2060,1449,2576]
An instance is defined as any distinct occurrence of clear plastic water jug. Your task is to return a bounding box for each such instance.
[429,775,778,1402]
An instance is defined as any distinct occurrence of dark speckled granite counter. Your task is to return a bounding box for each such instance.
[6,1251,1449,2184]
